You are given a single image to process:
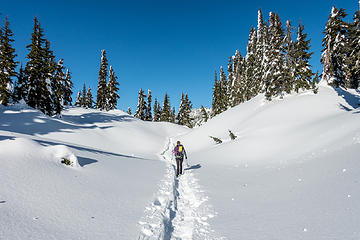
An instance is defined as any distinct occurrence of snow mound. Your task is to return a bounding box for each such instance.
[46,144,79,168]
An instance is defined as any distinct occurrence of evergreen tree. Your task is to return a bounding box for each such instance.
[134,88,147,120]
[107,65,119,110]
[153,97,161,122]
[96,50,108,110]
[255,8,267,91]
[293,21,314,92]
[231,51,245,106]
[43,39,57,115]
[75,91,82,106]
[0,16,17,106]
[346,9,360,89]
[219,66,228,111]
[86,87,93,108]
[145,89,152,121]
[13,65,26,102]
[212,69,221,116]
[63,69,73,106]
[52,59,66,114]
[183,94,193,128]
[176,92,185,124]
[160,93,171,122]
[264,12,286,99]
[81,83,86,107]
[200,105,208,122]
[312,71,320,94]
[127,107,132,115]
[227,56,235,106]
[244,28,257,100]
[321,6,348,87]
[283,20,296,94]
[171,107,176,123]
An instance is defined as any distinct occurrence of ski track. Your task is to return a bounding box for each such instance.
[137,138,224,240]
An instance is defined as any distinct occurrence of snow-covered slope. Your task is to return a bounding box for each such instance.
[0,106,188,240]
[178,86,360,239]
[1,85,359,240]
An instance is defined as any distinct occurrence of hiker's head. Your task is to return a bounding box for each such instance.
[177,141,181,145]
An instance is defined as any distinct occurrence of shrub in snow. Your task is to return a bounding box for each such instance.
[49,145,79,167]
[229,130,237,140]
[210,136,222,144]
[61,157,72,166]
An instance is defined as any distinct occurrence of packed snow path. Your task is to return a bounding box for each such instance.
[138,138,224,240]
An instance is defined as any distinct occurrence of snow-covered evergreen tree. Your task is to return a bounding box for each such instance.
[107,65,119,110]
[153,97,161,122]
[244,28,257,100]
[293,21,314,92]
[75,91,82,107]
[96,50,108,110]
[346,9,360,89]
[160,93,171,122]
[0,16,17,106]
[52,59,65,114]
[283,20,296,94]
[81,83,86,107]
[170,107,176,123]
[63,69,73,106]
[13,65,26,102]
[134,88,147,120]
[321,6,348,87]
[86,87,93,108]
[219,66,228,111]
[127,107,132,115]
[212,69,221,116]
[200,105,208,122]
[145,89,152,121]
[255,8,267,92]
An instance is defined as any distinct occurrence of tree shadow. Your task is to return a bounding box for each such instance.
[0,107,135,136]
[0,135,15,142]
[77,156,98,167]
[185,164,201,171]
[334,88,360,110]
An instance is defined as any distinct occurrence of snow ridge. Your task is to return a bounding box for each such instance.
[138,138,224,240]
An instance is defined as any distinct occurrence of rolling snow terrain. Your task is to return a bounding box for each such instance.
[1,85,360,239]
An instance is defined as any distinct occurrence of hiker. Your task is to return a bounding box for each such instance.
[173,141,187,177]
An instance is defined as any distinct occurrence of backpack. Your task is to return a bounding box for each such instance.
[175,145,184,158]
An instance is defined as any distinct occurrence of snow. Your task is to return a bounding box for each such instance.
[1,85,360,239]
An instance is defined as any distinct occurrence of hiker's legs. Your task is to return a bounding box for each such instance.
[179,158,183,174]
[176,158,180,176]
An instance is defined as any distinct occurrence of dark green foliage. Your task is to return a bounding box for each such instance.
[171,107,176,123]
[52,59,66,115]
[160,93,171,122]
[96,50,108,110]
[153,97,161,122]
[200,105,208,122]
[75,91,81,107]
[81,83,86,107]
[0,16,17,106]
[176,93,193,127]
[229,130,237,140]
[86,87,93,108]
[107,66,119,110]
[61,157,72,166]
[63,69,73,106]
[210,136,222,144]
[134,88,147,120]
[127,107,132,115]
[13,65,26,102]
[145,89,152,121]
[312,72,320,94]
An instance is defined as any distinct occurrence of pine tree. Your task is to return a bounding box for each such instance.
[0,16,17,106]
[255,8,267,91]
[153,97,161,122]
[63,69,73,106]
[200,105,208,122]
[283,20,296,94]
[25,17,56,115]
[75,91,82,106]
[145,89,152,121]
[293,21,314,92]
[321,7,348,87]
[171,107,176,123]
[312,71,320,94]
[13,65,27,102]
[81,83,86,107]
[127,107,132,115]
[183,94,193,128]
[176,92,185,124]
[212,69,220,116]
[96,49,108,110]
[244,28,257,100]
[107,65,119,110]
[264,12,286,99]
[219,66,228,111]
[52,59,66,114]
[231,51,245,106]
[346,9,360,89]
[160,93,171,122]
[134,88,147,120]
[86,87,93,108]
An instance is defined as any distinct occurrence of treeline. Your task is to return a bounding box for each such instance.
[74,50,119,111]
[321,6,360,89]
[132,90,193,128]
[212,9,318,116]
[0,16,73,115]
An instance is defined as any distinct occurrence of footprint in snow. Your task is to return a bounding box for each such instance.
[33,217,39,220]
[0,201,6,204]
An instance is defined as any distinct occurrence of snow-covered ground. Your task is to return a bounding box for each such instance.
[1,85,359,239]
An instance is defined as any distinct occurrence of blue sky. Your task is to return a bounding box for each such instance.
[1,0,359,111]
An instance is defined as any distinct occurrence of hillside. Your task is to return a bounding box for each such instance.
[0,85,359,239]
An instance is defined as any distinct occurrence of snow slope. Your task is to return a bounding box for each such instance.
[1,85,359,240]
[0,105,189,240]
[178,86,360,239]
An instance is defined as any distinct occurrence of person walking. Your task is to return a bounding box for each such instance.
[173,141,187,177]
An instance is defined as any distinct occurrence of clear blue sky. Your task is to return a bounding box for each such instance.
[1,0,359,111]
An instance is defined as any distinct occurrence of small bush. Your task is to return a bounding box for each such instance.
[229,130,237,140]
[210,136,222,144]
[61,157,72,166]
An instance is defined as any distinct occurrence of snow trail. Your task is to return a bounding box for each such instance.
[137,138,224,240]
